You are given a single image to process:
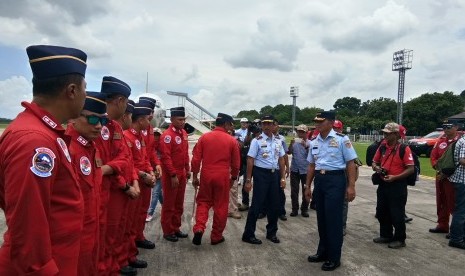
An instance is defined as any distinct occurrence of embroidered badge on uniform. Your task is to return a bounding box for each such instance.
[439,142,447,149]
[57,138,71,162]
[135,140,142,150]
[77,136,88,146]
[42,116,57,128]
[80,156,92,176]
[164,135,172,143]
[142,130,147,136]
[175,136,182,144]
[30,147,56,177]
[127,141,132,147]
[101,126,110,140]
[345,141,352,148]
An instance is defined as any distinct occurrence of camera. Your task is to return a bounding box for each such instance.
[248,121,261,134]
[380,168,388,177]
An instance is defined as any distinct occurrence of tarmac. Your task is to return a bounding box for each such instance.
[0,134,464,275]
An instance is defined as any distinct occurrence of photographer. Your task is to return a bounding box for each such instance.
[238,119,261,211]
[371,123,414,249]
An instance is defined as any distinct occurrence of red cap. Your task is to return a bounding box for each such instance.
[399,125,407,139]
[333,120,343,129]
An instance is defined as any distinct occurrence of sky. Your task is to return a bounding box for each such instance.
[1,0,465,119]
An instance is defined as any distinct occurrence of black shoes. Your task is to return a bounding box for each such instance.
[242,236,262,245]
[279,215,287,221]
[449,240,465,249]
[373,237,392,244]
[307,254,326,263]
[135,239,155,249]
[309,201,316,210]
[404,216,413,223]
[192,231,203,245]
[211,236,225,245]
[266,236,280,243]
[175,231,188,238]
[321,261,340,271]
[120,265,137,275]
[164,234,179,242]
[301,211,309,218]
[290,211,298,217]
[388,241,406,249]
[258,213,266,219]
[129,259,148,268]
[429,227,448,233]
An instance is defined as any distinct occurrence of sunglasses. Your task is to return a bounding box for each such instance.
[82,114,109,126]
[442,125,454,129]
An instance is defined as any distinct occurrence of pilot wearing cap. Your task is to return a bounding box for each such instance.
[191,113,240,245]
[430,120,460,235]
[138,97,162,179]
[242,115,286,245]
[305,111,358,271]
[236,118,250,142]
[93,76,137,274]
[159,107,191,242]
[66,92,107,275]
[123,102,157,256]
[0,45,87,275]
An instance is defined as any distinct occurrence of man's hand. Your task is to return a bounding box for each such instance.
[285,169,290,178]
[125,186,139,199]
[133,180,140,196]
[304,187,312,202]
[244,180,253,192]
[346,186,356,202]
[171,175,180,188]
[155,165,162,178]
[383,175,396,183]
[144,173,156,187]
[280,179,286,189]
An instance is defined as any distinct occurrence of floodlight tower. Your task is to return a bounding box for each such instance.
[290,86,299,134]
[392,49,413,125]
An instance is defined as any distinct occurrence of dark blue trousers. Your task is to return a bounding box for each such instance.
[243,166,280,239]
[314,173,346,262]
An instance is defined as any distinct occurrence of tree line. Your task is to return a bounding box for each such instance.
[236,91,465,136]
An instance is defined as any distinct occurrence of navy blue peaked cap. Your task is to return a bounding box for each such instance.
[26,45,87,80]
[139,97,156,110]
[170,106,185,117]
[126,100,135,114]
[133,101,153,116]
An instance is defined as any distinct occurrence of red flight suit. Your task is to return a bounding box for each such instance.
[93,120,130,274]
[191,127,240,242]
[0,102,83,275]
[67,125,102,276]
[430,134,459,231]
[159,125,190,235]
[124,128,154,242]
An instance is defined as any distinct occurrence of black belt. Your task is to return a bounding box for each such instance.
[315,169,345,175]
[254,166,279,173]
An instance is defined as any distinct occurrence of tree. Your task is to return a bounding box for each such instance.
[403,91,465,135]
[236,110,259,120]
[259,105,273,116]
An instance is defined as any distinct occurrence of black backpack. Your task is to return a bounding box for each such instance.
[366,141,381,166]
[379,144,420,186]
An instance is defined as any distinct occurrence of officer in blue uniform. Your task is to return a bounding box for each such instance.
[242,115,286,245]
[304,111,357,271]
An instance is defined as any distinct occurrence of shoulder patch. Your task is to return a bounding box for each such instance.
[345,141,353,148]
[80,156,92,176]
[101,126,110,140]
[175,136,182,144]
[42,116,57,129]
[30,147,56,178]
[164,135,172,144]
[77,136,88,146]
[57,138,71,163]
[135,140,142,150]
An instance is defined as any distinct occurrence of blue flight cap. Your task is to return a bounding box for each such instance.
[314,111,336,121]
[261,114,275,123]
[170,106,186,117]
[133,102,153,116]
[26,45,87,80]
[126,100,135,114]
[83,92,107,114]
[216,112,234,124]
[139,96,156,110]
[101,76,131,98]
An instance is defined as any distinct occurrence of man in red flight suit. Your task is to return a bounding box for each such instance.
[159,106,191,242]
[429,121,460,234]
[191,113,240,245]
[95,76,137,275]
[67,92,107,275]
[124,102,157,252]
[138,96,162,179]
[0,45,87,275]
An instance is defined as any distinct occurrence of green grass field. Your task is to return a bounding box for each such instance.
[353,142,436,178]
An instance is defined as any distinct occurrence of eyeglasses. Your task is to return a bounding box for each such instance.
[442,125,454,129]
[82,114,109,126]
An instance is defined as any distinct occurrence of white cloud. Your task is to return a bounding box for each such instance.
[0,76,32,118]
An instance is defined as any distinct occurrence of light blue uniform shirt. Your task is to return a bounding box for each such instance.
[236,128,248,142]
[307,129,357,170]
[248,133,286,170]
[275,134,288,152]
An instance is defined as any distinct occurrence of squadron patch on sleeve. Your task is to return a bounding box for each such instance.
[345,141,352,148]
[135,140,142,150]
[175,136,182,144]
[57,138,71,163]
[164,135,172,144]
[80,156,92,176]
[30,147,56,178]
[101,126,110,140]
